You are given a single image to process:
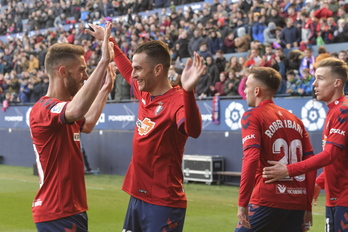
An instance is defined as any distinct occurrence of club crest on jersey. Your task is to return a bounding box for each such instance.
[136,118,155,135]
[155,102,164,115]
[74,133,80,141]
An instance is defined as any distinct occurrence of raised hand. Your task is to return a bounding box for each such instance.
[181,52,206,92]
[100,22,113,63]
[85,23,106,40]
[102,62,116,93]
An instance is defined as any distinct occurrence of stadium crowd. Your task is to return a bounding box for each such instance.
[1,0,348,107]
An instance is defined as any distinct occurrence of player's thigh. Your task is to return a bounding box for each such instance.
[145,204,186,232]
[331,206,348,232]
[36,212,88,232]
[123,196,186,232]
[235,204,303,232]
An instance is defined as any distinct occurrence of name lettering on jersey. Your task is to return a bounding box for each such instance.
[50,102,66,114]
[74,133,80,141]
[276,185,306,195]
[242,134,255,144]
[329,128,346,136]
[32,199,42,207]
[136,118,155,136]
[265,120,303,138]
[155,102,163,115]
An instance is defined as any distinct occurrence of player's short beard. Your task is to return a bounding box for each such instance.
[66,71,79,97]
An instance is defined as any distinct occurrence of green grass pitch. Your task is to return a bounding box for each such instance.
[0,165,325,231]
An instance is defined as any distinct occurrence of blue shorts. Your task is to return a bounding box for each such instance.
[326,206,348,232]
[235,204,305,232]
[123,196,186,232]
[36,212,88,232]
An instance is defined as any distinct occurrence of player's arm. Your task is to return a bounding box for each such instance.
[65,22,112,123]
[263,143,341,183]
[179,52,206,138]
[82,63,116,133]
[237,146,260,229]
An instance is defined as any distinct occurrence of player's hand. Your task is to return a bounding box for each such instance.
[180,52,206,92]
[313,183,321,206]
[102,62,116,92]
[302,210,312,231]
[100,22,112,63]
[85,23,106,41]
[237,206,251,229]
[262,161,289,183]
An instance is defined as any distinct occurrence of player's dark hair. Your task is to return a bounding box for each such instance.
[317,57,348,83]
[45,43,84,74]
[134,40,171,71]
[250,67,281,92]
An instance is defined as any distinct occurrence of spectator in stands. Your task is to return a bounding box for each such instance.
[266,7,286,28]
[206,56,220,86]
[225,56,243,77]
[28,54,39,73]
[214,50,227,74]
[260,45,276,67]
[40,75,49,96]
[239,0,253,15]
[188,28,205,57]
[299,48,315,78]
[223,31,236,53]
[238,68,249,99]
[28,74,42,103]
[332,18,348,43]
[224,70,240,96]
[283,50,303,74]
[234,27,251,53]
[210,71,227,96]
[300,12,317,46]
[252,15,267,43]
[197,42,212,60]
[314,1,333,19]
[285,70,302,96]
[112,67,132,102]
[196,68,211,99]
[244,48,262,68]
[280,17,301,49]
[263,22,278,46]
[314,46,330,68]
[208,29,223,55]
[18,77,30,103]
[298,68,315,96]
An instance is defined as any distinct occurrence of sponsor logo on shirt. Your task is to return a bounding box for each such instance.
[32,199,42,207]
[276,184,306,194]
[136,118,155,136]
[242,134,255,144]
[50,102,66,114]
[329,128,345,136]
[74,133,80,141]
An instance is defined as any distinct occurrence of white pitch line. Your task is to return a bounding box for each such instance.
[0,176,105,190]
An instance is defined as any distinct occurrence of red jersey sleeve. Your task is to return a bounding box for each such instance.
[287,143,341,176]
[180,89,202,138]
[238,146,260,207]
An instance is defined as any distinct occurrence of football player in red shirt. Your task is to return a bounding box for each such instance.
[87,24,206,232]
[30,22,115,231]
[236,67,316,232]
[263,58,348,232]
